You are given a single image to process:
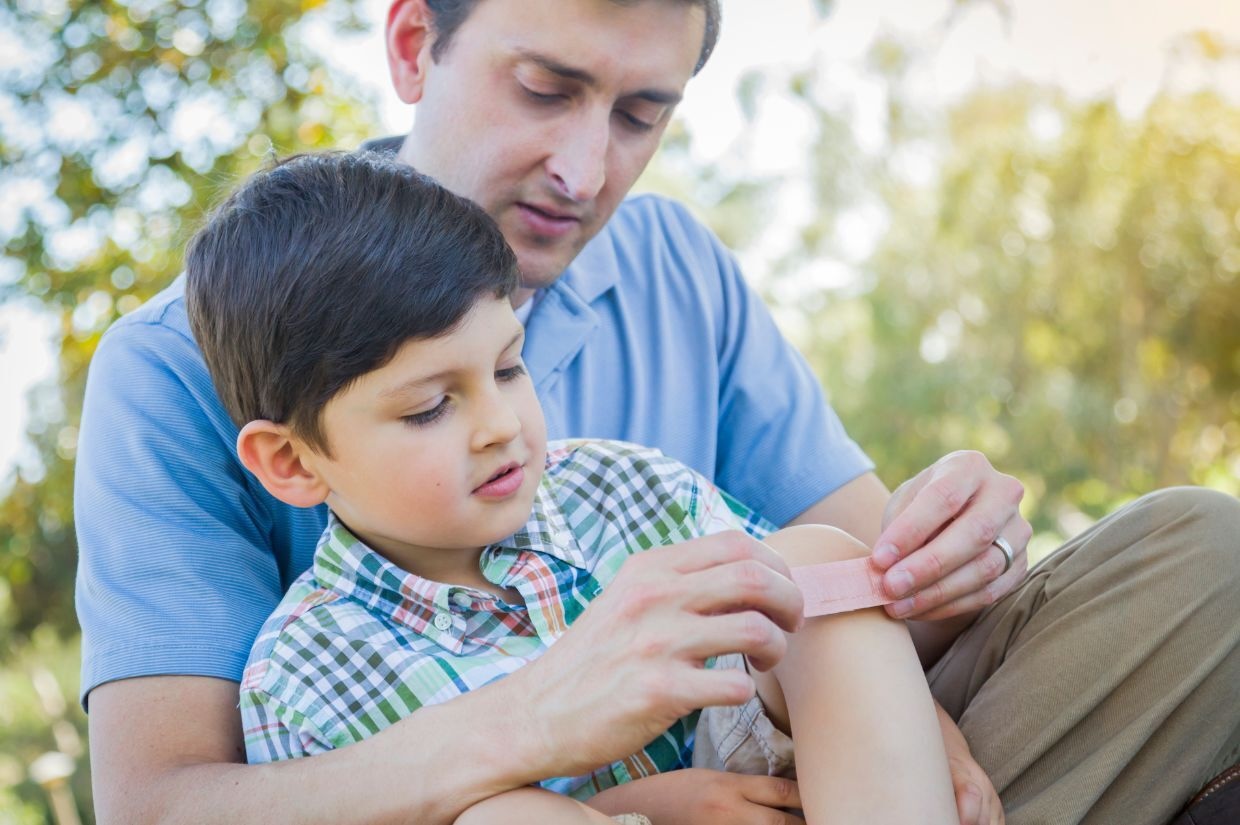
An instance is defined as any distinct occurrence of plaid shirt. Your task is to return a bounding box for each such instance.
[240,439,770,800]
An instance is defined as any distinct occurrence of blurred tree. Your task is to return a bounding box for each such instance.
[775,37,1240,552]
[0,1,379,819]
[0,0,380,642]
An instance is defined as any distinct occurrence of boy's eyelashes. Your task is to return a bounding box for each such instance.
[402,397,449,428]
[399,365,528,428]
[496,363,527,382]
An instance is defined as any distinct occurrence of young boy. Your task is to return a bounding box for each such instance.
[185,152,957,824]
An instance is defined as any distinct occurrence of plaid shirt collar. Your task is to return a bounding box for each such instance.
[311,479,588,650]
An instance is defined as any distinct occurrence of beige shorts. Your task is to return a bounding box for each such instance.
[692,653,797,777]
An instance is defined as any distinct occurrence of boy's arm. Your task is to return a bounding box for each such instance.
[587,770,801,825]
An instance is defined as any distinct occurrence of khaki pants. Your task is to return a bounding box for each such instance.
[930,487,1240,824]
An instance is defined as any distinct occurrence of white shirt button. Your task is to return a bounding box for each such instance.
[553,530,572,549]
[432,613,453,631]
[451,591,473,609]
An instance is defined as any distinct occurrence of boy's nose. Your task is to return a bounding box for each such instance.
[471,396,522,451]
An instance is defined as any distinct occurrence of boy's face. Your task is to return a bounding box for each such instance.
[305,296,547,579]
[396,0,705,297]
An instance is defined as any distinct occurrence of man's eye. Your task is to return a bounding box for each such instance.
[616,110,657,133]
[522,86,566,104]
[402,398,449,427]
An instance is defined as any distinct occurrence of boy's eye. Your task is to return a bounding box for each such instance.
[496,363,527,382]
[402,398,449,427]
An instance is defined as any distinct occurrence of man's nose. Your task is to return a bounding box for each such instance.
[547,108,609,203]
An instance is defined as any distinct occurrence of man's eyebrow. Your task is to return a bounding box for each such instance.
[513,49,683,106]
[378,329,526,400]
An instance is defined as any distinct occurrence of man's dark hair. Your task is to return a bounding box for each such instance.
[426,0,721,75]
[186,151,519,455]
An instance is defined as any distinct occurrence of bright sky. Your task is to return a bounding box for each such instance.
[2,0,1238,483]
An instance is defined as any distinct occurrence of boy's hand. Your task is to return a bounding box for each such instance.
[936,703,1004,825]
[587,769,803,824]
[872,450,1030,622]
[503,531,804,780]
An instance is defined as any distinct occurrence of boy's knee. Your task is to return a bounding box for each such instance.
[762,524,871,568]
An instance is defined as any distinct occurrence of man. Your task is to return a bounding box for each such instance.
[77,1,1239,823]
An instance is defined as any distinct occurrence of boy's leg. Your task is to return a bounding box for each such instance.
[755,525,958,825]
[928,487,1240,825]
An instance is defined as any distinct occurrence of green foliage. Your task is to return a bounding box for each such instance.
[0,0,380,640]
[765,49,1240,551]
[0,1,379,818]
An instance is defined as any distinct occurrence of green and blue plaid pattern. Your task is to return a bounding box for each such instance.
[240,439,770,800]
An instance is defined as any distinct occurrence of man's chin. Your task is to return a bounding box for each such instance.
[515,251,580,292]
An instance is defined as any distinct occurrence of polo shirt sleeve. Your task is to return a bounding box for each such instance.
[667,203,875,526]
[74,308,285,705]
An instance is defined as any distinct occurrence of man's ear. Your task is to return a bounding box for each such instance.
[387,0,436,104]
[236,420,331,509]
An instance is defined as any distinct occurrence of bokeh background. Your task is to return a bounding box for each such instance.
[1,0,1238,820]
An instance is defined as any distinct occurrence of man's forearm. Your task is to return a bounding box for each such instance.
[90,675,554,825]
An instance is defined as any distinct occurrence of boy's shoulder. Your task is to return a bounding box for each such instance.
[544,438,691,489]
[542,438,773,545]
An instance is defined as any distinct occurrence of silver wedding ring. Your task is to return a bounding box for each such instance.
[992,535,1015,575]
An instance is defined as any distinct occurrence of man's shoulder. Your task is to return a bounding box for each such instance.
[104,276,191,337]
[91,276,201,372]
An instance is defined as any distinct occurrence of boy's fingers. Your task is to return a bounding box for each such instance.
[738,774,802,809]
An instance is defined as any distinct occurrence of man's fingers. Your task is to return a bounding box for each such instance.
[681,559,805,635]
[680,611,790,672]
[670,661,756,709]
[880,475,1026,600]
[898,548,1026,621]
[874,454,990,569]
[885,520,1029,618]
[662,530,794,580]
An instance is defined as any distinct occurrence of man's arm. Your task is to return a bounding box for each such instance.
[88,531,805,825]
[89,676,535,825]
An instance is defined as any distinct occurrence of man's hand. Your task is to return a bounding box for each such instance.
[507,531,805,778]
[937,704,1004,825]
[588,769,803,824]
[872,450,1031,622]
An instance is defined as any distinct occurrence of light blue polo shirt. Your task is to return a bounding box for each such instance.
[74,192,873,703]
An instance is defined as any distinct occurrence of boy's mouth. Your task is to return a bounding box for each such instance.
[473,462,525,497]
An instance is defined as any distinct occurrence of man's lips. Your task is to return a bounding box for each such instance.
[473,462,525,498]
[515,203,582,239]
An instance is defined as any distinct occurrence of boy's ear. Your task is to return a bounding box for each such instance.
[236,420,330,509]
[387,0,436,104]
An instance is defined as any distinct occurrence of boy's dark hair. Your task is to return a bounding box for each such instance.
[426,0,721,75]
[186,151,519,455]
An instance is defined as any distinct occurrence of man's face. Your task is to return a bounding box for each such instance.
[306,297,548,582]
[397,0,705,297]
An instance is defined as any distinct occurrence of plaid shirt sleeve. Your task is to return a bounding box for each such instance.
[240,674,335,763]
